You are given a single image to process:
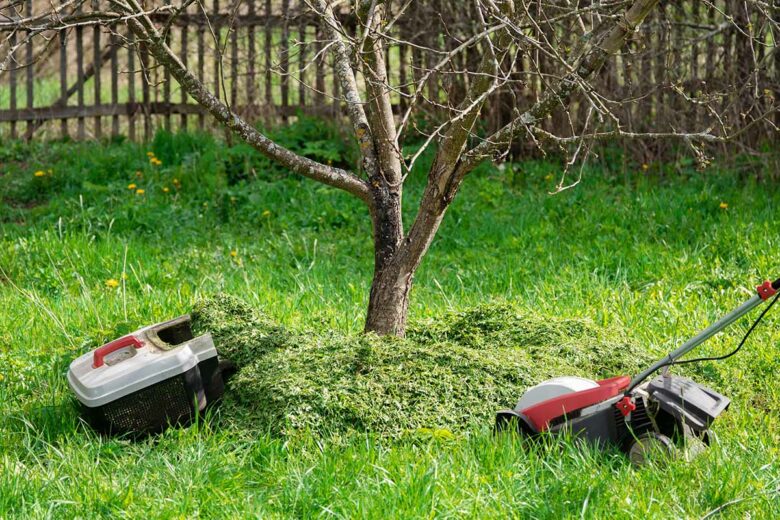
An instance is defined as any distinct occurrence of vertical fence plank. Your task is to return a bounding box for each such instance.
[60,28,68,138]
[25,0,33,139]
[398,42,408,113]
[128,33,136,141]
[775,3,780,129]
[332,49,339,115]
[689,1,699,129]
[9,29,17,139]
[298,7,307,108]
[197,16,206,129]
[92,0,102,139]
[247,2,257,115]
[111,29,119,137]
[315,24,325,106]
[162,0,172,130]
[265,0,273,117]
[141,42,151,141]
[76,4,85,139]
[180,14,189,129]
[230,6,239,111]
[214,0,222,106]
[280,0,290,121]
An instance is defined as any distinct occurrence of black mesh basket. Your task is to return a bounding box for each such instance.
[68,316,231,436]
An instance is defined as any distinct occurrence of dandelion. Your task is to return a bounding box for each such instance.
[162,186,170,193]
[719,202,729,210]
[136,189,145,195]
[172,178,181,187]
[146,151,155,157]
[105,278,120,289]
[230,250,238,257]
[150,157,162,166]
[127,183,137,190]
[34,170,46,177]
[262,209,271,218]
[641,163,649,171]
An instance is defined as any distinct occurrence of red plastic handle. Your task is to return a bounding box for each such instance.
[757,280,778,301]
[93,335,143,368]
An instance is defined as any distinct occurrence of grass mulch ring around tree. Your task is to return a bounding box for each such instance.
[192,295,652,439]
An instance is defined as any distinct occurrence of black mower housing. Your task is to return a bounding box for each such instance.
[496,375,730,451]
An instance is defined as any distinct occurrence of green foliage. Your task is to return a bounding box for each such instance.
[192,296,649,439]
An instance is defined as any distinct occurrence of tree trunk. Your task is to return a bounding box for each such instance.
[364,258,415,336]
[364,183,410,336]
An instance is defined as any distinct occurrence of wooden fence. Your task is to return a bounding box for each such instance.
[0,0,777,152]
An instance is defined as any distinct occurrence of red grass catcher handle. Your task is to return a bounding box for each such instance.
[93,335,143,368]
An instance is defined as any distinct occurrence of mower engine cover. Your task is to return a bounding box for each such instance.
[67,315,229,435]
[645,375,730,433]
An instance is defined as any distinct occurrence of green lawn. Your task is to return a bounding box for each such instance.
[1,131,779,518]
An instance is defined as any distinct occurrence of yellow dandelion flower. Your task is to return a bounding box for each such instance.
[262,209,271,218]
[146,151,155,157]
[230,250,238,257]
[719,202,728,210]
[162,186,170,193]
[136,189,145,195]
[641,163,649,171]
[127,183,137,190]
[34,170,46,177]
[150,157,162,166]
[105,278,120,289]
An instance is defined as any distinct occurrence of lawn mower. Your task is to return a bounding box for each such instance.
[495,277,780,464]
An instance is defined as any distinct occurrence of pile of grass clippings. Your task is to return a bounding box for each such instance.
[192,295,651,439]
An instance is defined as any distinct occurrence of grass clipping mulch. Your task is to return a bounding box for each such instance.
[191,296,650,439]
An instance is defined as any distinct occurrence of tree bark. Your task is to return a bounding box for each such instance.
[364,255,414,336]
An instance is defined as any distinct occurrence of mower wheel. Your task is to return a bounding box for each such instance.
[627,433,675,466]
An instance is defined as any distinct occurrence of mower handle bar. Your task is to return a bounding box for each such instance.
[627,278,778,392]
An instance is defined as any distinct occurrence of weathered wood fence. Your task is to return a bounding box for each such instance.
[0,0,777,151]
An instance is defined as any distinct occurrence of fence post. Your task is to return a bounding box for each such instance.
[247,1,257,118]
[197,12,206,130]
[265,0,273,121]
[60,28,68,138]
[76,3,85,139]
[128,32,136,141]
[111,29,119,137]
[24,0,33,139]
[180,11,189,130]
[92,0,102,140]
